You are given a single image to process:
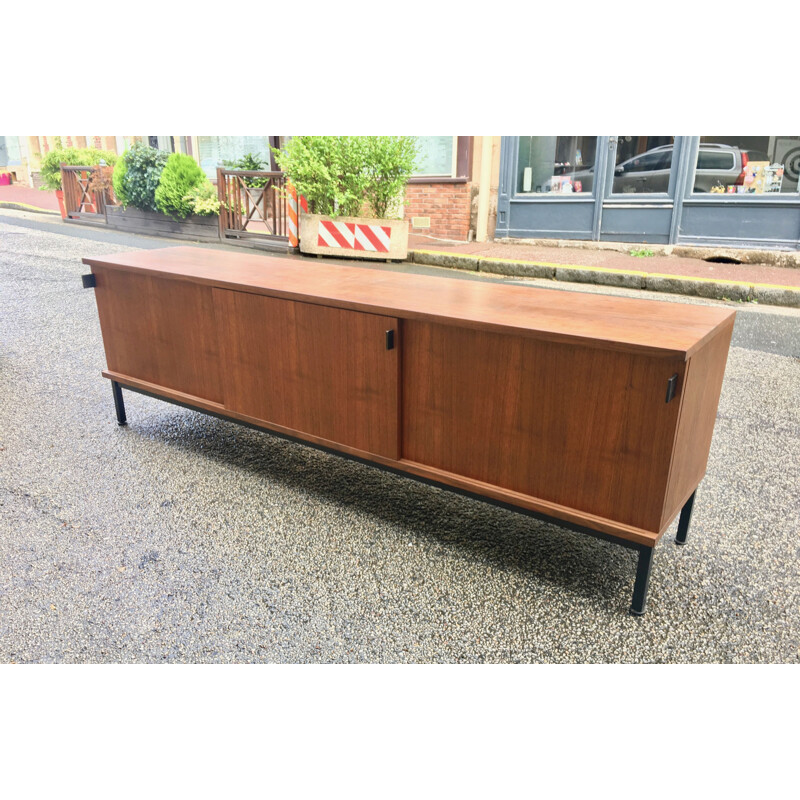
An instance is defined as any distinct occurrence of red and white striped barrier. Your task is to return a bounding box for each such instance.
[317,220,392,253]
[287,185,307,247]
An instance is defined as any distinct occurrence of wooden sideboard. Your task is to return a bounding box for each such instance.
[82,246,736,615]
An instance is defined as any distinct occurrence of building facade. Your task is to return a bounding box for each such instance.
[3,135,498,242]
[495,136,800,250]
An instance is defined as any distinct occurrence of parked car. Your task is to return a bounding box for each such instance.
[554,143,770,194]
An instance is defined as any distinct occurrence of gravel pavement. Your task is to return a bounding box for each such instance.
[1,216,799,663]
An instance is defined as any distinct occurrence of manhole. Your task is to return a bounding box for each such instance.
[703,256,742,264]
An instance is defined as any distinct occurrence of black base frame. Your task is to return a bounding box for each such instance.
[108,380,697,616]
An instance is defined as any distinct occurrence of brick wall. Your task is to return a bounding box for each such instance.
[405,181,473,241]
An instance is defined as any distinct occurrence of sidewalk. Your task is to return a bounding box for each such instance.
[0,184,60,214]
[408,234,800,307]
[2,193,799,307]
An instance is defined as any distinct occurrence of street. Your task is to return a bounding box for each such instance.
[1,211,798,662]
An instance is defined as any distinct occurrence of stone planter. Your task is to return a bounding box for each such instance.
[299,212,408,261]
[105,205,220,242]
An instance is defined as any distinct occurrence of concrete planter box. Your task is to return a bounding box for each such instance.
[105,205,220,243]
[299,212,408,261]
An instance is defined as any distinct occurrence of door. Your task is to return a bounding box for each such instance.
[214,290,400,459]
[598,135,680,243]
[402,320,685,532]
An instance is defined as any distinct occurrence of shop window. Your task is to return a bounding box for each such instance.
[0,136,22,166]
[692,136,800,194]
[517,136,597,194]
[415,136,455,176]
[196,136,275,179]
[611,136,674,194]
[409,137,471,181]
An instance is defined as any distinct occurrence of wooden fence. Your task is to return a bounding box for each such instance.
[58,164,291,251]
[61,164,108,221]
[217,168,289,244]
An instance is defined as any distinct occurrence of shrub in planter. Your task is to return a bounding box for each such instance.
[362,136,419,219]
[111,155,129,206]
[87,164,115,203]
[39,146,118,191]
[274,136,419,261]
[222,152,272,188]
[183,180,221,216]
[155,153,206,219]
[272,136,371,217]
[113,143,168,212]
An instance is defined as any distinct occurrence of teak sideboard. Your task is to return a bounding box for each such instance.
[82,246,736,615]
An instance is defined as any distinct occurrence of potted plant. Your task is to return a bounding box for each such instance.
[273,136,418,261]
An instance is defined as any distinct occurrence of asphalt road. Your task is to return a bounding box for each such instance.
[1,212,798,662]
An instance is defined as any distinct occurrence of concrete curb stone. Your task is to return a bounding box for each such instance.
[751,285,800,307]
[0,202,60,216]
[411,250,479,271]
[555,266,645,289]
[410,249,800,308]
[479,257,555,279]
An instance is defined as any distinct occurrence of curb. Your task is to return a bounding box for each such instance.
[0,202,61,216]
[410,249,800,309]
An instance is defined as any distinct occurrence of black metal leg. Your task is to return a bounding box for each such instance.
[629,545,654,616]
[675,490,696,546]
[111,381,127,426]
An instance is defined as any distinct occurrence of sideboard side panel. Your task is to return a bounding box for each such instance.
[660,319,735,529]
[93,267,224,403]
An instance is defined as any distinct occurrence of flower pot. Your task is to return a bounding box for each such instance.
[55,189,67,219]
[299,213,409,261]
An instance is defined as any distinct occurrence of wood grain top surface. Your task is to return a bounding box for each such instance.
[83,246,736,358]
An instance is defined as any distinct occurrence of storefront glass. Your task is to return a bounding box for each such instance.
[610,136,674,194]
[517,136,597,194]
[692,136,800,194]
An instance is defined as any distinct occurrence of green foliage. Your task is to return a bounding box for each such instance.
[115,143,169,211]
[112,155,128,205]
[183,180,221,216]
[272,136,418,219]
[629,248,655,257]
[39,147,118,191]
[362,136,418,218]
[155,153,207,219]
[223,152,271,187]
[272,136,365,217]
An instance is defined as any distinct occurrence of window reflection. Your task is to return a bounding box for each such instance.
[611,136,674,194]
[517,136,597,194]
[693,136,799,194]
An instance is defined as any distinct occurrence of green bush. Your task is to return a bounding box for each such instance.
[113,143,168,212]
[39,147,118,191]
[362,136,418,218]
[183,180,221,216]
[222,152,271,187]
[272,136,418,219]
[272,136,369,217]
[155,153,206,219]
[112,155,129,205]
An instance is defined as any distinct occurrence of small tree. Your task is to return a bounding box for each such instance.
[223,152,271,187]
[155,153,207,219]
